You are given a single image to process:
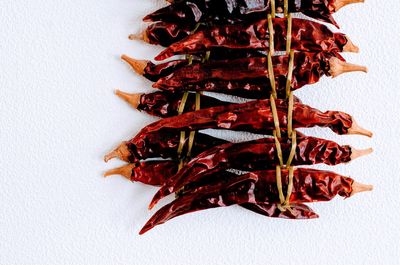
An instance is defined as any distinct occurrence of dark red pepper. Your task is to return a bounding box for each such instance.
[104,131,228,163]
[104,160,177,186]
[115,90,230,118]
[154,17,358,61]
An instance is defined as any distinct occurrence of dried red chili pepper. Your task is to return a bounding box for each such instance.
[144,0,363,27]
[104,162,316,223]
[115,90,230,118]
[153,52,366,97]
[149,136,372,208]
[154,17,359,61]
[104,160,177,186]
[121,100,372,146]
[140,168,372,234]
[142,0,365,46]
[104,131,228,163]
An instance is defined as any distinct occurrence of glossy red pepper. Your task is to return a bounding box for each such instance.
[104,160,177,186]
[153,52,366,98]
[127,99,372,141]
[154,17,358,61]
[104,131,228,163]
[140,168,372,234]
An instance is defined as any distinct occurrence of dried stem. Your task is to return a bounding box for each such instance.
[104,142,131,162]
[115,89,142,109]
[350,147,373,160]
[128,30,149,43]
[120,54,148,76]
[104,164,135,181]
[342,37,360,53]
[348,118,373,137]
[351,181,373,196]
[329,57,367,78]
[334,0,365,12]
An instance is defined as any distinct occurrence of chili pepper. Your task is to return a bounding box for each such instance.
[153,17,359,61]
[121,52,266,83]
[104,162,316,223]
[140,168,372,234]
[104,160,177,186]
[149,136,373,208]
[153,53,366,97]
[115,90,230,118]
[104,131,228,163]
[118,100,372,149]
[144,0,364,28]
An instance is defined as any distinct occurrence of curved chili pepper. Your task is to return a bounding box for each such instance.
[104,159,316,222]
[140,168,372,234]
[104,160,177,186]
[149,136,372,208]
[154,17,359,61]
[104,131,228,163]
[115,90,230,118]
[123,100,372,145]
[144,0,363,28]
[154,53,366,97]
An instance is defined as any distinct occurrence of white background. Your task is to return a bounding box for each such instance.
[1,1,399,264]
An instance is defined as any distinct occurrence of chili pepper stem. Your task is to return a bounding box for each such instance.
[115,89,142,109]
[348,118,373,137]
[351,181,373,196]
[329,57,367,78]
[121,54,148,75]
[128,30,149,43]
[350,147,373,160]
[104,164,135,181]
[104,142,131,162]
[334,0,365,12]
[342,37,360,53]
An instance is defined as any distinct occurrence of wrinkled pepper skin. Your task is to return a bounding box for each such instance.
[138,91,302,117]
[138,91,230,118]
[144,0,339,46]
[152,136,352,201]
[132,100,354,141]
[155,18,348,60]
[131,160,178,186]
[154,52,335,97]
[140,168,352,234]
[125,131,228,163]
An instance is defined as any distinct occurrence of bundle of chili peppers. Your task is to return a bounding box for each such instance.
[105,0,373,235]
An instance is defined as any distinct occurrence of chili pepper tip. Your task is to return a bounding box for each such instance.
[115,89,141,109]
[351,181,373,196]
[329,57,367,78]
[342,37,359,53]
[350,147,373,160]
[120,54,148,75]
[104,142,130,162]
[348,119,373,137]
[104,164,135,180]
[334,0,365,12]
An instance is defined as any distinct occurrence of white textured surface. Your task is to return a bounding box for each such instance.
[1,1,399,264]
